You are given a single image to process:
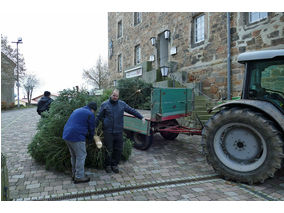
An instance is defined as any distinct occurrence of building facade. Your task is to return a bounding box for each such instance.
[108,12,284,98]
[1,52,16,108]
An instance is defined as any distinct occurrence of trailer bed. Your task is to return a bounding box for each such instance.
[124,109,151,120]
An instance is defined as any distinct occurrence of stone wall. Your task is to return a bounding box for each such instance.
[1,52,16,106]
[108,12,284,98]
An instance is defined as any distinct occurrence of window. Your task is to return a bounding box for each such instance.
[134,45,141,65]
[195,15,205,43]
[134,12,142,26]
[191,13,207,48]
[249,12,268,23]
[109,40,113,58]
[118,54,122,73]
[247,59,284,111]
[117,20,122,38]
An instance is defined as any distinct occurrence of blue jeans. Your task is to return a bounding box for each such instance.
[65,141,87,179]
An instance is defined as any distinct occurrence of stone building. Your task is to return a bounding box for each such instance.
[108,12,284,99]
[1,51,16,108]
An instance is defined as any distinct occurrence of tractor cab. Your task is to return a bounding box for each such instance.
[238,50,284,113]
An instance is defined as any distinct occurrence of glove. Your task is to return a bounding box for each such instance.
[94,135,102,149]
[142,117,146,124]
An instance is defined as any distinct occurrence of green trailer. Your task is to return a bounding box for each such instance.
[124,88,202,150]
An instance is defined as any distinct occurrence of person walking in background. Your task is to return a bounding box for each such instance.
[37,91,54,116]
[95,89,145,174]
[62,102,97,184]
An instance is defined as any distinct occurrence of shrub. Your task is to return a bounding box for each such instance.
[1,102,7,110]
[1,102,15,110]
[28,88,133,172]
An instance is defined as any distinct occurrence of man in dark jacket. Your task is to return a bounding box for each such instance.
[37,91,54,116]
[95,89,145,173]
[63,102,97,184]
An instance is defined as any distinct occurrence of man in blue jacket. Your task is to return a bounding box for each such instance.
[37,91,54,116]
[95,89,145,174]
[63,102,97,184]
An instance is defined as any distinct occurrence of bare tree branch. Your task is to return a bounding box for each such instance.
[22,74,39,105]
[82,55,110,89]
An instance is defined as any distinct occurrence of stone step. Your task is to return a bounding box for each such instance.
[192,95,219,125]
[198,114,213,121]
[194,110,210,115]
[194,95,209,100]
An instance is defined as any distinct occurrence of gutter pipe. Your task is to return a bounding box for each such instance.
[227,12,231,100]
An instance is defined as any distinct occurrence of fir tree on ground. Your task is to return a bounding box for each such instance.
[28,88,133,172]
[117,78,153,110]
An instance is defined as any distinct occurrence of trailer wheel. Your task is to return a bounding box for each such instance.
[133,132,153,150]
[202,107,283,184]
[124,130,133,139]
[159,119,179,140]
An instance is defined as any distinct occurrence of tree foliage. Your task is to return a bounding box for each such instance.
[82,55,109,89]
[28,88,133,172]
[117,78,153,110]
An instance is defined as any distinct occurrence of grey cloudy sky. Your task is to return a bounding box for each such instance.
[1,1,109,97]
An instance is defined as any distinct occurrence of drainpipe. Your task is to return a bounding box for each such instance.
[227,12,231,100]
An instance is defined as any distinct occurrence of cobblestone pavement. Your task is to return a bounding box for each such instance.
[1,108,284,201]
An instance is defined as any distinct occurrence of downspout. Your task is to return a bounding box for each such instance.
[227,12,231,100]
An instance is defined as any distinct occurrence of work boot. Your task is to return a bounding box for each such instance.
[111,165,119,173]
[74,176,90,184]
[71,171,76,181]
[105,166,112,173]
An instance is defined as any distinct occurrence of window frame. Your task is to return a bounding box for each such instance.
[109,40,113,58]
[117,54,122,73]
[134,12,142,26]
[194,14,205,44]
[117,20,123,38]
[134,44,141,65]
[249,12,268,24]
[191,13,207,48]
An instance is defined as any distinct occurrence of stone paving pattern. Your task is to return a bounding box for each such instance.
[1,108,284,201]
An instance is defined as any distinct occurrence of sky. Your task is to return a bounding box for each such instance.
[1,0,281,100]
[1,1,109,98]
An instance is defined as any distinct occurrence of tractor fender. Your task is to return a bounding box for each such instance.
[209,99,284,132]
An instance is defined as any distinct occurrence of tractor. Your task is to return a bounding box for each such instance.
[202,49,284,184]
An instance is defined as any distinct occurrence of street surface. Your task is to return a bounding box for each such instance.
[1,108,284,201]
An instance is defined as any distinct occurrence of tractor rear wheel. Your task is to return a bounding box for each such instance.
[202,107,284,184]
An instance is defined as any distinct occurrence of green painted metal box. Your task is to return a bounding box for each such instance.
[123,88,194,136]
[124,113,151,135]
[151,88,193,121]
